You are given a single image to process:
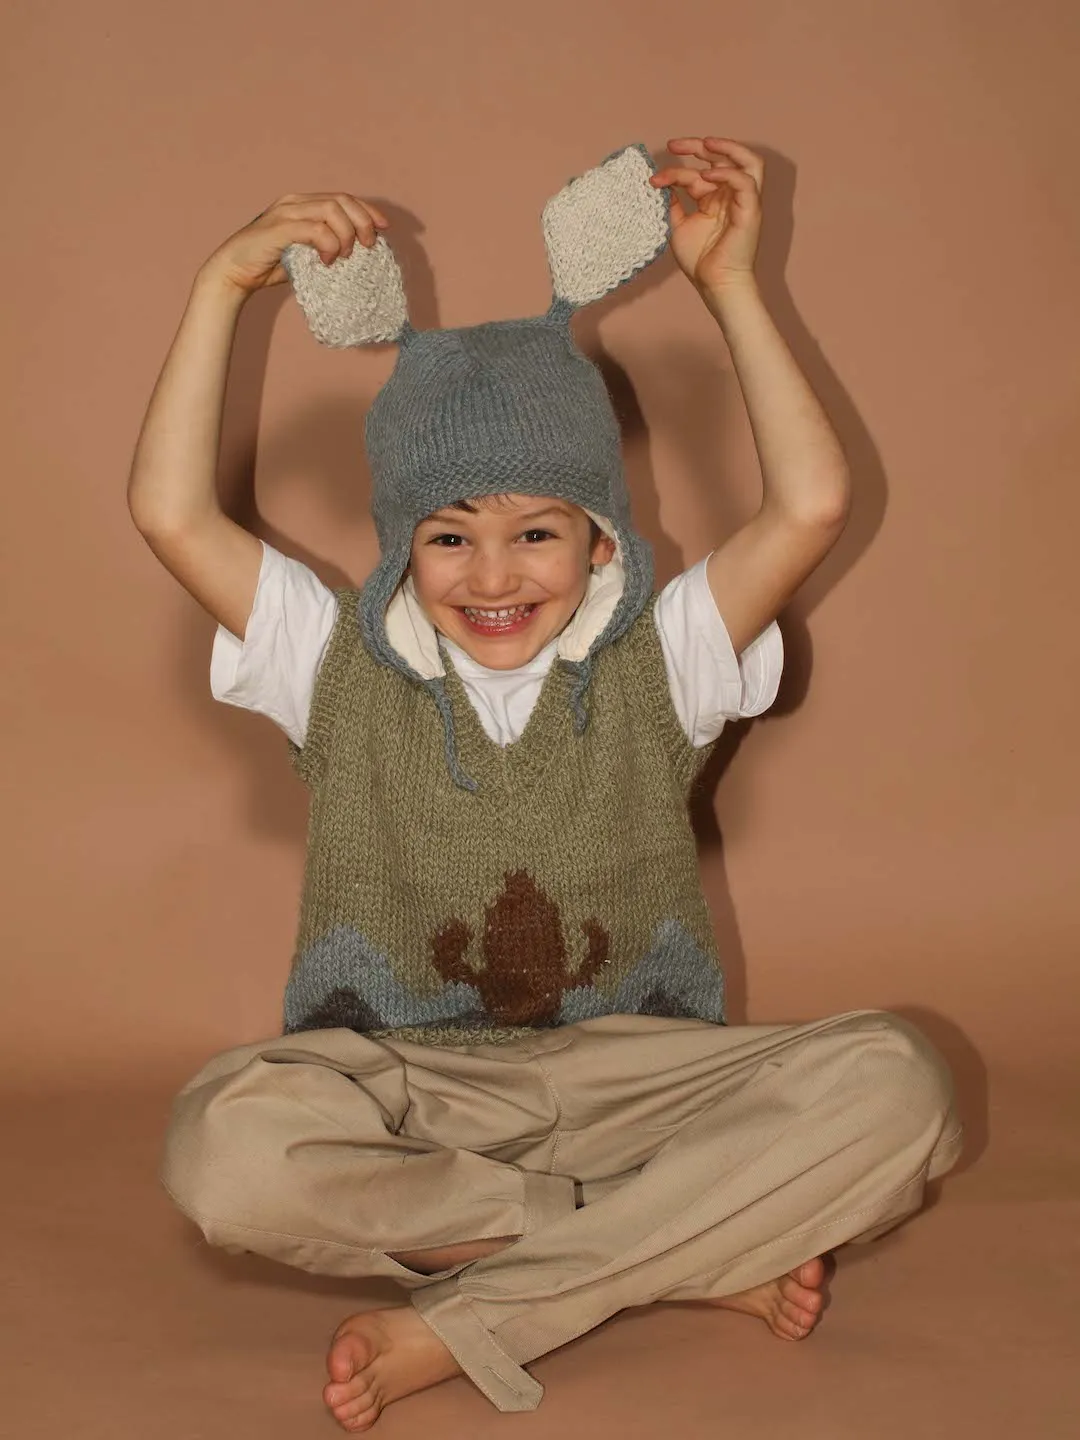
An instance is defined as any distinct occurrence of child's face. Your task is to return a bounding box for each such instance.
[408,493,617,669]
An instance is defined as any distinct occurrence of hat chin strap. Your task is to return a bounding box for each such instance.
[382,509,625,679]
[555,510,624,662]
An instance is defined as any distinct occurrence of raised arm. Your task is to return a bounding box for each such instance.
[127,192,389,639]
[651,138,851,655]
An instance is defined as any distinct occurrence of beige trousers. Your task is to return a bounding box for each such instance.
[162,1010,962,1411]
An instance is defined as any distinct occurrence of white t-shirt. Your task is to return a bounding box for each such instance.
[210,541,784,749]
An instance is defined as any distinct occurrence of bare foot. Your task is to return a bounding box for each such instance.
[708,1255,831,1340]
[324,1307,462,1432]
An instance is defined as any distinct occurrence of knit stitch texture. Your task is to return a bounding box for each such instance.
[281,143,672,784]
[284,591,726,1047]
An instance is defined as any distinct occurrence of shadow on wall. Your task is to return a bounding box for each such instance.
[891,1005,989,1177]
[574,148,891,1021]
[170,152,911,1039]
[170,199,428,842]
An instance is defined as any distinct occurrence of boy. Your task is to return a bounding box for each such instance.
[128,138,962,1433]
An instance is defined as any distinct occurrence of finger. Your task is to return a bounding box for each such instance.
[702,137,765,185]
[701,166,757,189]
[331,194,386,248]
[667,137,727,170]
[667,136,735,162]
[302,197,377,259]
[274,195,386,252]
[338,195,391,232]
[268,192,389,229]
[667,136,765,189]
[701,167,761,216]
[268,197,346,245]
[666,136,707,154]
[700,167,761,222]
[303,219,348,264]
[651,165,721,203]
[307,199,358,259]
[664,138,724,175]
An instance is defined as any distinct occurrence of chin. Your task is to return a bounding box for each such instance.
[455,634,550,669]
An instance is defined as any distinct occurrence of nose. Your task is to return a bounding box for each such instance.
[467,546,519,601]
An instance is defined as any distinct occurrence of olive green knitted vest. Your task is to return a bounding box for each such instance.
[284,590,726,1046]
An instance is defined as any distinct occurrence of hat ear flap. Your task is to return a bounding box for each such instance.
[282,234,408,346]
[542,143,670,311]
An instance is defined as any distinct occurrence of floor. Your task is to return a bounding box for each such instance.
[5,1061,1078,1440]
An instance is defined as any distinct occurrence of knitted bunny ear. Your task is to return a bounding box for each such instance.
[282,234,408,347]
[542,143,670,310]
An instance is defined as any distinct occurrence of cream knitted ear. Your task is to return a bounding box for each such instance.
[542,143,670,309]
[282,235,407,346]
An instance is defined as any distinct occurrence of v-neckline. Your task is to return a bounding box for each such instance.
[441,649,577,801]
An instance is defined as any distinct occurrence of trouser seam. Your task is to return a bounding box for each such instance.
[411,1295,530,1408]
[532,1053,566,1176]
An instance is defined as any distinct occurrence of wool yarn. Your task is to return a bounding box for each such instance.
[284,590,726,1046]
[282,144,672,784]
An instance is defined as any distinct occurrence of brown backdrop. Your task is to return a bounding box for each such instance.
[5,0,1077,1089]
[4,3,1078,1435]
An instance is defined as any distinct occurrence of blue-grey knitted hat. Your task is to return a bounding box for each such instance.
[282,143,671,788]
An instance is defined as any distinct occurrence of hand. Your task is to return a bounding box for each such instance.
[198,192,391,298]
[650,137,764,294]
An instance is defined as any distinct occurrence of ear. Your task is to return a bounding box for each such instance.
[282,235,408,347]
[590,530,618,567]
[542,143,670,310]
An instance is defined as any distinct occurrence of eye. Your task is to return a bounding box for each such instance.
[428,532,466,547]
[520,528,556,544]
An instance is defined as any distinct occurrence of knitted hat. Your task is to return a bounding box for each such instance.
[282,143,671,788]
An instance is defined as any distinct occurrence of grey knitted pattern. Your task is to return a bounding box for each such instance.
[282,143,672,785]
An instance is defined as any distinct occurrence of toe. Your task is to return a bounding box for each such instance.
[794,1257,825,1289]
[327,1329,376,1388]
[334,1389,378,1422]
[333,1395,379,1433]
[327,1344,357,1386]
[774,1310,808,1341]
[780,1297,818,1332]
[325,1374,370,1408]
[779,1274,823,1312]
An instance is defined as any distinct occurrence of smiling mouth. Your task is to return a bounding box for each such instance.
[459,603,538,635]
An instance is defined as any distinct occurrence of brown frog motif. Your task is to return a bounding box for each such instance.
[431,870,611,1026]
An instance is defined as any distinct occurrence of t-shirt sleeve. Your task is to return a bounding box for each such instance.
[653,553,784,747]
[209,540,338,748]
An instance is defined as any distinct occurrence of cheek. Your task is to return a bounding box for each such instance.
[560,553,593,600]
[527,548,590,593]
[409,549,458,601]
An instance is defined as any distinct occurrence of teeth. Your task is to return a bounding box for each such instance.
[464,604,534,620]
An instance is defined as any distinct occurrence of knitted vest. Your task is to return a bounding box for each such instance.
[283,591,726,1047]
